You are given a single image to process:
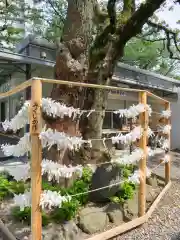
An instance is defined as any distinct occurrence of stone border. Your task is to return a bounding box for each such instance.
[87,181,171,240]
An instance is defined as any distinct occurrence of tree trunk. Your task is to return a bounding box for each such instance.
[46,0,116,164]
[46,0,165,165]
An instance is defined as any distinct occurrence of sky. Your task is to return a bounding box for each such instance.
[157,1,180,29]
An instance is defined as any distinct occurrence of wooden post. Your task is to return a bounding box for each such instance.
[30,79,42,240]
[138,91,148,217]
[164,102,171,184]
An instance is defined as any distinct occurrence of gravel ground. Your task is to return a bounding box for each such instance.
[113,151,180,240]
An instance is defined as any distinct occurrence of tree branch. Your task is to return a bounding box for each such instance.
[89,0,118,68]
[112,0,166,61]
[136,36,166,42]
[107,0,117,33]
[46,0,65,22]
[147,20,180,60]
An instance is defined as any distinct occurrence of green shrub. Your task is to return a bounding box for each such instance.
[50,199,79,223]
[0,175,26,200]
[121,164,134,178]
[40,167,93,223]
[117,181,136,202]
[12,207,50,226]
[42,167,93,206]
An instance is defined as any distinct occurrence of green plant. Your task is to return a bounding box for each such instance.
[120,164,134,178]
[81,167,93,184]
[42,167,93,206]
[0,175,26,200]
[117,181,136,202]
[12,207,31,223]
[50,199,79,223]
[109,196,121,204]
[12,207,50,226]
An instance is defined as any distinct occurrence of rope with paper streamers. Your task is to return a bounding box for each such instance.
[11,156,170,211]
[1,98,171,132]
[0,145,166,183]
[0,124,170,158]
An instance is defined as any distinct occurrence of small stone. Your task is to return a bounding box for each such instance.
[106,203,124,224]
[123,191,139,221]
[146,176,158,188]
[42,221,80,240]
[78,206,108,234]
[146,185,156,203]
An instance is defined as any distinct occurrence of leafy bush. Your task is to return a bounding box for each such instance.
[50,199,79,223]
[0,174,26,200]
[12,207,50,226]
[41,167,93,223]
[110,165,136,204]
[118,182,136,201]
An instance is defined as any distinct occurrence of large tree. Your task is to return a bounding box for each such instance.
[1,0,180,163]
[44,0,180,164]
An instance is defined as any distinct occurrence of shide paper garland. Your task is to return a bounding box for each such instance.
[13,167,153,212]
[161,110,171,119]
[2,99,153,132]
[114,103,152,119]
[0,159,83,182]
[1,126,148,157]
[13,156,169,212]
[1,133,31,157]
[1,125,169,158]
[1,147,166,183]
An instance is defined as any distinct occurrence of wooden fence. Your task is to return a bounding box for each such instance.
[0,77,171,240]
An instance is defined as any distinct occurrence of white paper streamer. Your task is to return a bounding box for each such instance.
[2,159,83,182]
[114,103,152,119]
[147,127,154,138]
[111,126,143,145]
[39,128,89,151]
[161,139,170,151]
[161,110,171,119]
[128,167,151,184]
[1,133,30,157]
[42,159,83,181]
[147,147,164,157]
[1,163,30,181]
[40,190,71,210]
[13,190,71,211]
[42,98,80,119]
[13,191,31,211]
[1,100,153,132]
[162,125,171,134]
[2,101,30,132]
[163,154,170,163]
[111,148,144,165]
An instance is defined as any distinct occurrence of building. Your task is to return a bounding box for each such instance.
[0,35,180,148]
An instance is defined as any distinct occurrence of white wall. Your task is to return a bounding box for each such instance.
[171,95,180,149]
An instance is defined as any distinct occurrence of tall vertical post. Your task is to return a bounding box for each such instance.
[30,79,42,240]
[164,102,171,184]
[138,91,148,217]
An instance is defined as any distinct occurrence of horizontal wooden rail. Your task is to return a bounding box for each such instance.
[34,77,144,93]
[37,77,169,103]
[147,91,169,104]
[0,80,32,99]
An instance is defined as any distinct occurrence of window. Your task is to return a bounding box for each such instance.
[103,111,126,129]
